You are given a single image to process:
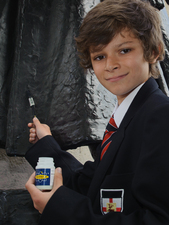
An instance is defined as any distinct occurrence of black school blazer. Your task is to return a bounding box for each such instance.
[26,77,169,225]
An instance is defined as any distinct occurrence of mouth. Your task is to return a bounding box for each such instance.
[106,73,128,82]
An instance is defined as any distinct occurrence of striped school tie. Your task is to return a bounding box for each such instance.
[100,115,118,160]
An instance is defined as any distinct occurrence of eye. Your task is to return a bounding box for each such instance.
[93,55,105,61]
[120,49,131,54]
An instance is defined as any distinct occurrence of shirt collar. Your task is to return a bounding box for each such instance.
[113,83,144,127]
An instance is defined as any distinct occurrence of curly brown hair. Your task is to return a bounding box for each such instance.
[75,0,165,78]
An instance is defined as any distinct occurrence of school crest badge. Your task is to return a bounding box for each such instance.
[100,189,124,214]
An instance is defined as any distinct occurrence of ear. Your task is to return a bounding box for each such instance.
[150,45,161,64]
[150,55,158,64]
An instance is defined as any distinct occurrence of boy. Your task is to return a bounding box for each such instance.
[25,0,169,224]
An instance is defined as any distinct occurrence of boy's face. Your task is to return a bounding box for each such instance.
[90,29,154,105]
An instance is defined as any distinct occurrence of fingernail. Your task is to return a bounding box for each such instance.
[57,167,62,173]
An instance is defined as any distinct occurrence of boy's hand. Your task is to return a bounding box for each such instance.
[25,167,63,214]
[28,117,52,144]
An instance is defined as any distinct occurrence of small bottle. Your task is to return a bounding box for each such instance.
[35,157,55,190]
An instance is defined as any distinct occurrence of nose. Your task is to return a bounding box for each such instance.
[105,56,120,72]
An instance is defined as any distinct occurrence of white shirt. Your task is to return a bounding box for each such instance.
[113,83,144,127]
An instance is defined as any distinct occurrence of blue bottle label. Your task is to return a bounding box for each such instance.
[35,168,51,186]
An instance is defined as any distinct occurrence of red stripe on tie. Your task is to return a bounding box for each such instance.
[100,114,118,160]
[101,132,113,146]
[109,117,118,128]
[100,141,112,160]
[100,116,118,160]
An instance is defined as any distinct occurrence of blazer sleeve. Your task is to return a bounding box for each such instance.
[25,135,99,194]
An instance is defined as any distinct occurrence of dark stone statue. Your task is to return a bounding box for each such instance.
[0,0,168,157]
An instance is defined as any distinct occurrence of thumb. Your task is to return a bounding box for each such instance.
[52,167,63,192]
[33,116,41,127]
[32,116,52,139]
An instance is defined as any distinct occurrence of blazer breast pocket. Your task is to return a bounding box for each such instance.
[100,173,140,214]
[100,188,124,214]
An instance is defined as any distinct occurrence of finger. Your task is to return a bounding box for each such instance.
[52,167,63,193]
[29,137,38,144]
[30,132,36,138]
[28,123,34,128]
[25,172,41,199]
[29,137,35,141]
[30,127,36,133]
[25,172,35,187]
[29,131,37,142]
[29,137,36,142]
[25,173,45,212]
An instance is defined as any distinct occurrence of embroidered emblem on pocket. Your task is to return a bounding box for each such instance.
[100,189,124,214]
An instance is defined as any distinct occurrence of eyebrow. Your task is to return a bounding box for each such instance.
[90,41,134,54]
[116,41,134,48]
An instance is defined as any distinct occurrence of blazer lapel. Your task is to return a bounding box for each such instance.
[87,127,125,201]
[120,77,159,129]
[87,77,159,201]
